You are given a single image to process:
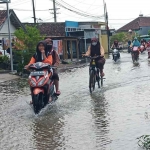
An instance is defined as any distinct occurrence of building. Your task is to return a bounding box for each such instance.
[24,21,109,59]
[65,21,109,56]
[117,14,150,36]
[0,9,24,40]
[0,9,24,49]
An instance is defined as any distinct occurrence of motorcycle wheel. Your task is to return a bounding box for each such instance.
[132,54,135,63]
[32,93,44,114]
[114,56,117,62]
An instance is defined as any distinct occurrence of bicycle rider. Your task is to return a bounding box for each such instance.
[82,37,105,77]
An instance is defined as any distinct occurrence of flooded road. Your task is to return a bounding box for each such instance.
[1,52,150,150]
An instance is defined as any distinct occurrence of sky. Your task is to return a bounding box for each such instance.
[0,0,150,29]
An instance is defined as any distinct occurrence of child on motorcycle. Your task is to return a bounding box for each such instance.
[25,41,53,69]
[25,41,53,104]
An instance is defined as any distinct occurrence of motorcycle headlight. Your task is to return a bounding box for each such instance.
[38,77,46,86]
[29,79,36,87]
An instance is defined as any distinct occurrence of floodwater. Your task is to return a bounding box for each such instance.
[1,52,150,150]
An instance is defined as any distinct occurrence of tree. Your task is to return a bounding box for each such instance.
[14,25,44,54]
[110,32,128,45]
[13,25,45,72]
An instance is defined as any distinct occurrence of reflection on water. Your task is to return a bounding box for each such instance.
[90,93,111,148]
[1,53,150,150]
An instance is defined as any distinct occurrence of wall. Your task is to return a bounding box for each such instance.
[138,26,150,35]
[0,20,16,39]
[65,21,79,27]
[100,34,108,53]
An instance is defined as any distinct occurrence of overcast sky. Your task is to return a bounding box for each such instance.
[1,0,150,29]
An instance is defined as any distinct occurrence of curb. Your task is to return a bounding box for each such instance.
[0,70,11,74]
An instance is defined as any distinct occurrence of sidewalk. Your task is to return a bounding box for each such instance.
[0,73,19,83]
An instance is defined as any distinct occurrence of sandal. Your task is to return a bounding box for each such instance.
[56,90,61,95]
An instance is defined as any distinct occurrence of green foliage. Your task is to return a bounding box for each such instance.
[0,55,10,70]
[14,25,44,54]
[0,55,9,64]
[14,25,45,72]
[137,135,150,149]
[13,50,32,72]
[110,32,128,45]
[148,30,150,35]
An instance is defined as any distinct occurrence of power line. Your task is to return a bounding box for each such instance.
[72,0,103,6]
[85,0,97,12]
[56,0,102,18]
[10,0,30,7]
[49,0,103,19]
[8,8,50,11]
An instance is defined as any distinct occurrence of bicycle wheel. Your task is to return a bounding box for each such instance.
[101,76,103,86]
[89,70,96,93]
[96,70,100,88]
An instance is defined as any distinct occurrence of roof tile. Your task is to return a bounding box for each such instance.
[118,17,150,32]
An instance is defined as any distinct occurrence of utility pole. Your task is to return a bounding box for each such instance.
[32,0,36,24]
[6,2,13,72]
[105,3,110,53]
[103,0,106,25]
[50,0,60,22]
[49,6,60,23]
[53,0,56,22]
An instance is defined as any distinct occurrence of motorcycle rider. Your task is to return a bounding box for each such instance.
[25,41,52,68]
[131,37,140,58]
[25,41,53,104]
[82,37,105,77]
[128,40,132,53]
[132,37,140,48]
[111,40,120,59]
[140,38,146,52]
[44,37,61,95]
[146,40,150,58]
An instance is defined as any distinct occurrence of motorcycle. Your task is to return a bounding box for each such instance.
[146,47,150,61]
[132,46,139,64]
[28,62,58,114]
[112,48,120,62]
[128,46,131,53]
[140,45,145,53]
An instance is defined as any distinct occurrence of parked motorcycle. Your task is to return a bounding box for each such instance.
[112,48,120,62]
[28,62,58,114]
[132,46,139,64]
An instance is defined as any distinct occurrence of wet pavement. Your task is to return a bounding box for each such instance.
[1,52,150,150]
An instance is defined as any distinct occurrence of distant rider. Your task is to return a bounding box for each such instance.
[131,37,140,57]
[111,40,120,59]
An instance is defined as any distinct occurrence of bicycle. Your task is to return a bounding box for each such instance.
[85,56,105,93]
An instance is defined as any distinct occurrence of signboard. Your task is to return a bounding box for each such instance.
[53,40,63,55]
